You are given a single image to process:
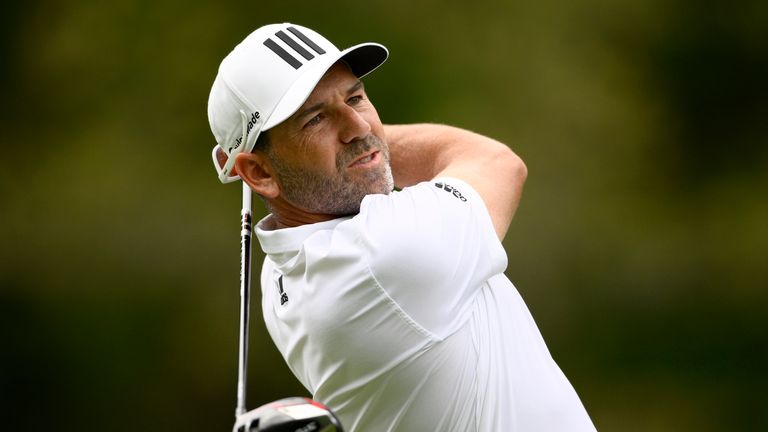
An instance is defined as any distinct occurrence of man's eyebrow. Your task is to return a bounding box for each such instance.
[348,79,364,94]
[294,101,325,122]
[293,80,365,122]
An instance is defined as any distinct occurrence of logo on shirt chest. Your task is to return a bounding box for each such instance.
[277,275,289,305]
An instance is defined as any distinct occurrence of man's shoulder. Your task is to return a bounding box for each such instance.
[358,178,478,223]
[341,178,498,273]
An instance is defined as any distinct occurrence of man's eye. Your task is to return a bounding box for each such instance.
[348,95,363,105]
[305,114,323,128]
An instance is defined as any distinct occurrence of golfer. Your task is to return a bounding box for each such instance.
[208,23,596,431]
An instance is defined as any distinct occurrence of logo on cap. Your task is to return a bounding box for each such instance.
[263,26,327,69]
[232,111,261,150]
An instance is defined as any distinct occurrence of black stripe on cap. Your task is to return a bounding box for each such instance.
[263,38,302,69]
[276,30,314,60]
[287,26,326,55]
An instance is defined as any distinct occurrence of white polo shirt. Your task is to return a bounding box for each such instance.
[255,178,596,432]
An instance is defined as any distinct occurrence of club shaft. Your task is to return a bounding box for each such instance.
[236,184,253,417]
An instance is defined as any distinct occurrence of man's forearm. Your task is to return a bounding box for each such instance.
[384,123,474,189]
[384,123,522,188]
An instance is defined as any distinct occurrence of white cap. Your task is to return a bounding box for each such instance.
[207,23,388,183]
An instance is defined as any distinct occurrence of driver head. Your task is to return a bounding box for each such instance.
[233,397,343,432]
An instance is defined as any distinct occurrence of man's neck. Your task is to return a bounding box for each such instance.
[265,198,352,230]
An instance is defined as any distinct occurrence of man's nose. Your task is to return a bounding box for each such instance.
[339,105,371,144]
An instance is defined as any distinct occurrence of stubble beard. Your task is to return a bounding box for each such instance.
[269,135,394,216]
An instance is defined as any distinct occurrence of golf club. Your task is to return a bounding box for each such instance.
[231,182,344,431]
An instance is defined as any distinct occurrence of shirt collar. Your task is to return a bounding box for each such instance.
[255,214,350,255]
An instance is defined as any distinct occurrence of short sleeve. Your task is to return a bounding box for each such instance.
[352,177,508,339]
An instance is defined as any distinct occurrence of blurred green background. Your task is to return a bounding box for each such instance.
[2,0,766,430]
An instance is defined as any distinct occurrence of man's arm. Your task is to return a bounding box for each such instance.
[384,123,527,240]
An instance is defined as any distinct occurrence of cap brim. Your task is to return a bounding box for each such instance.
[262,42,388,131]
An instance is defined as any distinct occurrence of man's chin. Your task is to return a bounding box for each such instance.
[364,164,394,195]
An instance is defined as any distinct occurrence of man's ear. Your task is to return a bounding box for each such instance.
[234,152,280,199]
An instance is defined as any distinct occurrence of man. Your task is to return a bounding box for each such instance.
[208,23,596,431]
